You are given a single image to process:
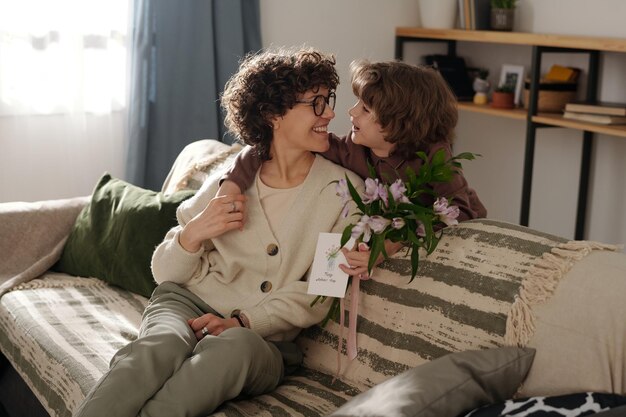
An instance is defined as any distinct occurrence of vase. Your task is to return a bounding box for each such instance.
[490,8,515,31]
[491,91,515,109]
[418,0,458,29]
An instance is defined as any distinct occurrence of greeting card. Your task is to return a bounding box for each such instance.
[307,232,352,298]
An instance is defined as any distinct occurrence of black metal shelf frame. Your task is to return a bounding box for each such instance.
[395,36,601,240]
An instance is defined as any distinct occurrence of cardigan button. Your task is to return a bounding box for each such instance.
[260,281,273,293]
[266,243,279,256]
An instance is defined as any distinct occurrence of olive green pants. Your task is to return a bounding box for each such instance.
[73,282,294,417]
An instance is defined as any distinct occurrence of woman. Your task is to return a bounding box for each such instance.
[73,47,363,417]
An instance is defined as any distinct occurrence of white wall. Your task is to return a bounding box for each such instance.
[259,0,626,245]
[2,0,625,245]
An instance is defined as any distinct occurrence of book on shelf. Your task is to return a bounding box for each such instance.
[473,0,490,30]
[564,102,626,116]
[459,0,489,30]
[458,0,467,29]
[563,111,626,125]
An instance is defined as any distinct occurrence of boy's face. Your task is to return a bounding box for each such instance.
[349,99,394,158]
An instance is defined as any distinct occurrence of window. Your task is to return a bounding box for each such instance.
[0,0,129,115]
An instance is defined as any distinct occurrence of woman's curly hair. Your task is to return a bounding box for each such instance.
[351,60,458,160]
[221,46,339,160]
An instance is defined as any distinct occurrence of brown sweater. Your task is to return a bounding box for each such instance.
[221,132,487,222]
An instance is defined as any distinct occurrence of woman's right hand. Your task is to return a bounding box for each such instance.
[178,194,246,253]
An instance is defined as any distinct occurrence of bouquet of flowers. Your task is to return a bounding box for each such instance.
[313,148,477,325]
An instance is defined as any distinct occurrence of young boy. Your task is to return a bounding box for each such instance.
[219,60,486,275]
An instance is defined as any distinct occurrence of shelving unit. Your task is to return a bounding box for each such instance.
[395,28,626,239]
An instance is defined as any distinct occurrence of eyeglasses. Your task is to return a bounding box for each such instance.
[295,92,336,116]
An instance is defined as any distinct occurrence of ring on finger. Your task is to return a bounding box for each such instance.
[201,326,208,336]
[231,201,237,213]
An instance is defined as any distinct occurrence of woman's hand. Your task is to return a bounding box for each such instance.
[179,194,246,253]
[216,180,247,230]
[188,313,241,340]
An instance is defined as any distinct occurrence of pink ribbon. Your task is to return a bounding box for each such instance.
[335,273,370,377]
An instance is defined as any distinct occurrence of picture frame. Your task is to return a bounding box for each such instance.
[499,64,525,106]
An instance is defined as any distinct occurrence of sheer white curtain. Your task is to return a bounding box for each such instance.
[0,0,130,202]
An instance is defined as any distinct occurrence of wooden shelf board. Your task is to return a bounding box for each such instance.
[458,102,527,120]
[533,113,626,138]
[396,28,626,52]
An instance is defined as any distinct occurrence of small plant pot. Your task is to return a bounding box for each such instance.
[491,91,515,109]
[491,8,515,31]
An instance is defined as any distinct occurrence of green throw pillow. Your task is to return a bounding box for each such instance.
[54,173,195,297]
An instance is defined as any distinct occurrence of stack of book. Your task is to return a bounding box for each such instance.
[563,102,626,125]
[458,0,490,30]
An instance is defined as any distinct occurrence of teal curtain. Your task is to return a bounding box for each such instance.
[126,0,261,190]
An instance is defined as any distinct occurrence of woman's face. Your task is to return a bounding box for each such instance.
[348,99,394,157]
[272,87,335,154]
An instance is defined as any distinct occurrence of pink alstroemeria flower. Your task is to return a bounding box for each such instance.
[416,221,426,237]
[391,217,405,230]
[362,178,382,204]
[433,197,460,226]
[351,215,390,243]
[389,179,410,204]
[336,178,351,218]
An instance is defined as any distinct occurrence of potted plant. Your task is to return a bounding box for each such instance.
[491,84,515,109]
[490,0,517,31]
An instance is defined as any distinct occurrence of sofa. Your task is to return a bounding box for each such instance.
[2,139,626,417]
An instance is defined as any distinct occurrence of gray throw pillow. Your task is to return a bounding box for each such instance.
[330,346,535,417]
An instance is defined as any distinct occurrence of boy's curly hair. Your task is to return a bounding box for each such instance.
[351,60,458,160]
[221,46,339,160]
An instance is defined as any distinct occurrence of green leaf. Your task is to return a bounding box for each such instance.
[320,297,341,328]
[366,159,376,178]
[431,148,447,166]
[368,236,386,274]
[451,151,478,161]
[341,225,354,247]
[345,174,366,213]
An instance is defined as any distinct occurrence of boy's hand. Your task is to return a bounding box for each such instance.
[339,242,375,278]
[216,180,246,230]
[339,241,404,278]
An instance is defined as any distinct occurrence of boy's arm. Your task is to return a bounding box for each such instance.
[218,146,261,193]
[430,143,487,222]
[320,132,371,179]
[218,133,372,193]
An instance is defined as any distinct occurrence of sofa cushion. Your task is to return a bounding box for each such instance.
[161,139,242,194]
[329,346,535,417]
[517,250,626,397]
[54,173,195,297]
[0,196,89,295]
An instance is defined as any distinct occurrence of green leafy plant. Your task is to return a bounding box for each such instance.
[495,83,515,93]
[491,0,517,9]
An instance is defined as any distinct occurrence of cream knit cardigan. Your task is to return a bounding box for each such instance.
[151,155,364,342]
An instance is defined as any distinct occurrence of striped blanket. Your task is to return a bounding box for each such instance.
[2,218,604,417]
